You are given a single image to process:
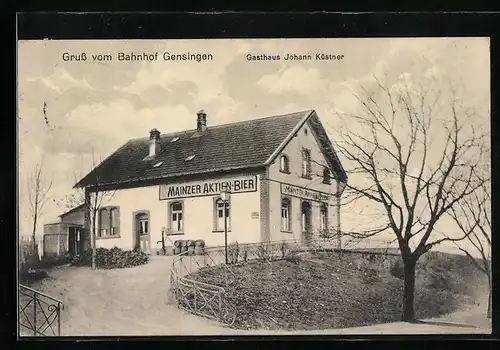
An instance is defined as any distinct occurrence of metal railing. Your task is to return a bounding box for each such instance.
[169,250,236,325]
[19,284,64,336]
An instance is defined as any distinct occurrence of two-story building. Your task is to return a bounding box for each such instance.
[74,109,348,254]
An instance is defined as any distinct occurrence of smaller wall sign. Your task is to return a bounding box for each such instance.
[251,212,259,219]
[281,183,331,202]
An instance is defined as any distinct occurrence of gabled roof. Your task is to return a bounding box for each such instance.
[74,109,347,189]
[59,203,85,217]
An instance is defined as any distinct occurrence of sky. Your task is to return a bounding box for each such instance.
[17,38,490,256]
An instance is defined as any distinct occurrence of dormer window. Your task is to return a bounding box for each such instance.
[185,155,196,161]
[279,155,290,174]
[171,137,179,143]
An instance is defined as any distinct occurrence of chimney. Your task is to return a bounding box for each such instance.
[149,128,161,157]
[196,109,207,132]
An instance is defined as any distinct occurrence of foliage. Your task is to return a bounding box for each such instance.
[19,268,49,284]
[71,247,149,269]
[280,241,290,259]
[285,251,302,264]
[318,228,336,241]
[19,251,71,284]
[228,242,240,264]
[37,254,72,269]
[256,243,267,261]
[362,268,381,284]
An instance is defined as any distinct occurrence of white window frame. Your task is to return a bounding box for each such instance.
[302,149,312,178]
[214,197,231,231]
[320,204,328,232]
[110,207,120,236]
[281,197,292,232]
[301,201,312,233]
[137,213,149,235]
[169,201,184,233]
[279,154,290,173]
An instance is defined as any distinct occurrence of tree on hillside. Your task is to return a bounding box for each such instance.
[321,72,488,321]
[27,159,53,252]
[448,177,491,318]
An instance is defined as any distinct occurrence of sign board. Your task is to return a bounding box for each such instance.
[251,212,259,219]
[159,175,258,200]
[281,183,331,202]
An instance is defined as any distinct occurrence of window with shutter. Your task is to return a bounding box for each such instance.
[110,207,120,236]
[99,208,110,237]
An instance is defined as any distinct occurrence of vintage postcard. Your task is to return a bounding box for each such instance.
[17,37,491,337]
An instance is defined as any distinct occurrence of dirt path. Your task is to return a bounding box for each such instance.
[24,257,491,336]
[29,257,228,336]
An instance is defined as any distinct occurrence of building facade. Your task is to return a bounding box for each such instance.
[43,204,85,257]
[75,110,347,254]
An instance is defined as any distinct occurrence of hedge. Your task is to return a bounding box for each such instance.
[71,247,149,269]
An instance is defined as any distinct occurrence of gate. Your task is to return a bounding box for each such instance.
[19,284,64,336]
[169,251,236,325]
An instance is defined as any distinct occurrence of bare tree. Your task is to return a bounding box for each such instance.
[325,73,488,321]
[448,177,491,318]
[27,159,53,252]
[60,150,116,270]
[79,150,116,270]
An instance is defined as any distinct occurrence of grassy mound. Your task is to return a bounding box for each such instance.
[188,250,485,330]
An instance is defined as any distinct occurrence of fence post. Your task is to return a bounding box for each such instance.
[33,292,37,336]
[218,292,222,323]
[57,302,61,336]
[181,257,185,277]
[193,285,197,314]
[58,234,62,257]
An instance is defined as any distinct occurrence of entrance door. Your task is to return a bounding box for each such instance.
[301,201,312,246]
[68,226,81,256]
[135,212,151,253]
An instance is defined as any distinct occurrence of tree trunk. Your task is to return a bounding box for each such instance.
[32,214,37,252]
[91,215,96,270]
[401,259,417,322]
[83,188,92,251]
